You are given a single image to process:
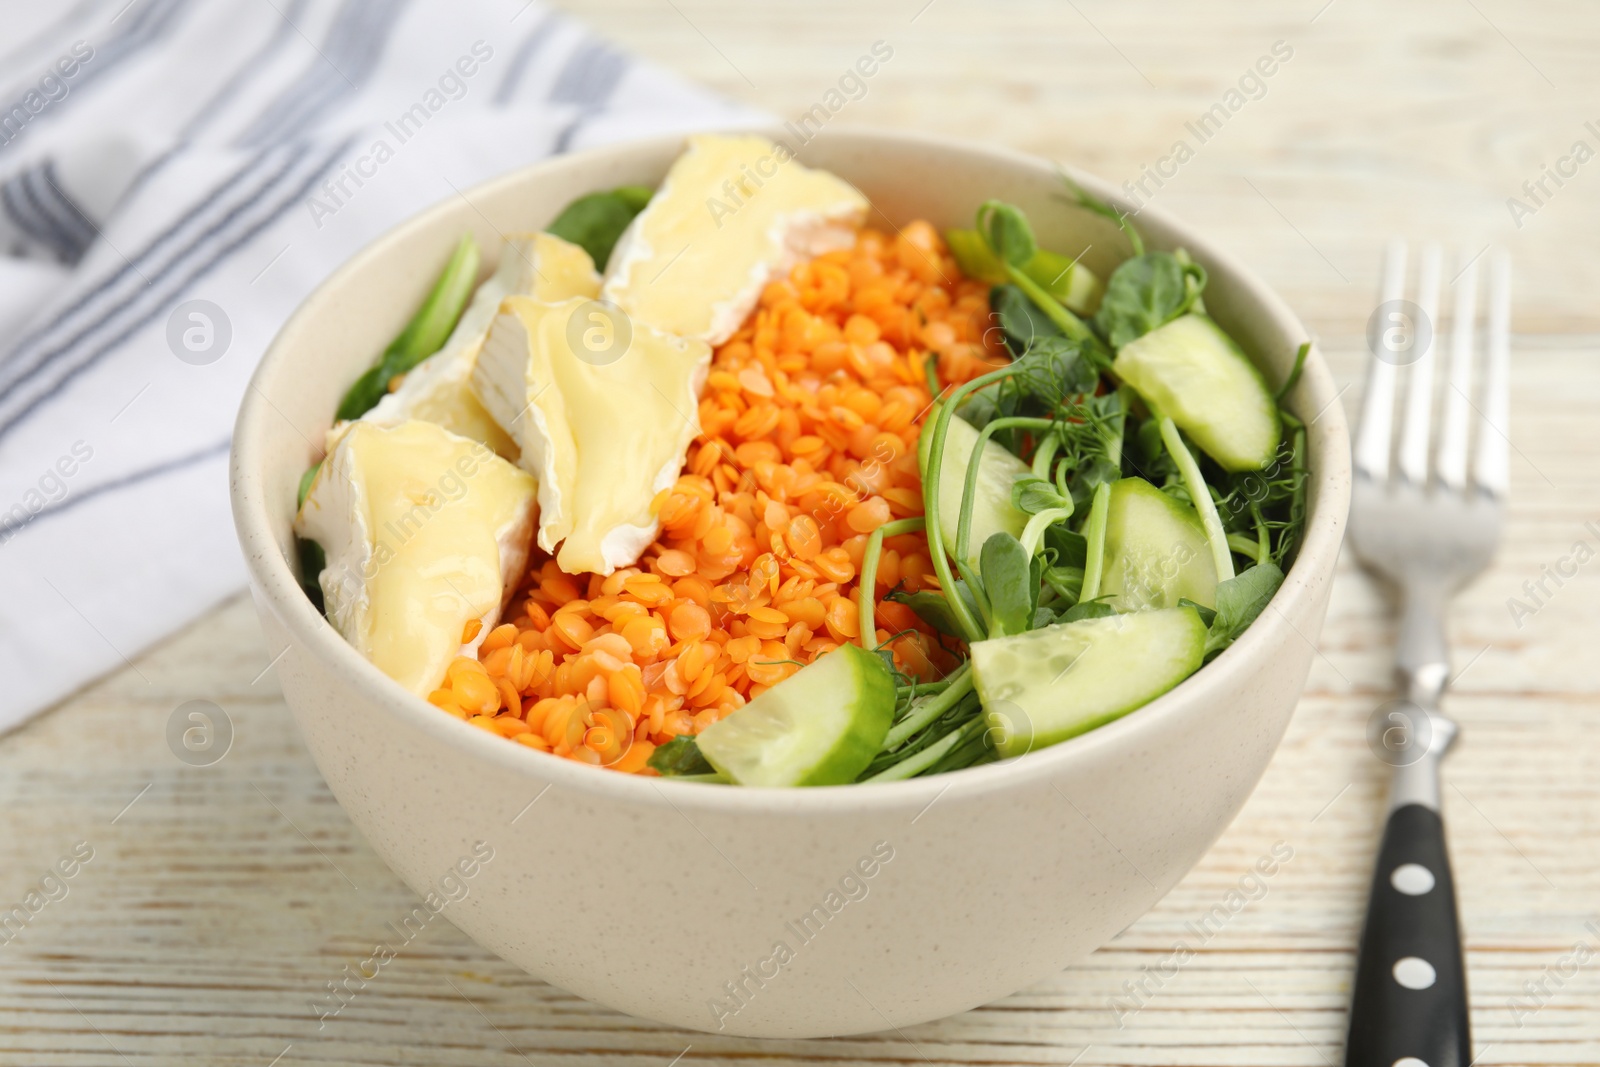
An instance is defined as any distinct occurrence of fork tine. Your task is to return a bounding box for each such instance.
[1474,249,1512,496]
[1397,243,1442,484]
[1354,239,1407,480]
[1436,251,1478,490]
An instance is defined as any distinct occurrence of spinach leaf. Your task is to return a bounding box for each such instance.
[1043,524,1088,569]
[888,587,975,639]
[979,532,1034,636]
[955,385,1001,429]
[991,283,1061,356]
[336,234,481,420]
[546,184,654,270]
[1178,597,1218,627]
[1093,252,1191,349]
[648,735,715,777]
[1203,562,1285,659]
[297,463,321,509]
[976,200,1037,267]
[296,537,326,614]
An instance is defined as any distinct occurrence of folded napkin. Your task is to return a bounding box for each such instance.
[0,0,759,732]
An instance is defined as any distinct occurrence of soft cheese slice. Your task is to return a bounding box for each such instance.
[295,420,538,697]
[471,295,711,575]
[349,233,602,458]
[601,133,868,345]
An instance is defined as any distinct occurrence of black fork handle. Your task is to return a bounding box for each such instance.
[1344,802,1471,1066]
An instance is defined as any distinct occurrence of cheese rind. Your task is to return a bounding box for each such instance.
[601,133,868,345]
[348,233,601,458]
[471,295,711,576]
[294,420,537,697]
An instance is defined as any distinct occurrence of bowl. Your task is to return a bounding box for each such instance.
[230,126,1350,1039]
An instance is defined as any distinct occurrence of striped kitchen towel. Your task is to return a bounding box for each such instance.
[0,0,760,732]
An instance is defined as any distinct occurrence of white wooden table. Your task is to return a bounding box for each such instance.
[6,1,1600,1063]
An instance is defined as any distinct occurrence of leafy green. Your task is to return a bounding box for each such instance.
[1178,597,1218,627]
[296,537,326,614]
[1012,476,1073,515]
[991,283,1061,356]
[949,229,1095,311]
[887,589,965,639]
[1276,342,1311,402]
[1203,563,1285,659]
[1012,335,1102,405]
[1092,253,1199,349]
[1042,563,1084,604]
[979,532,1034,637]
[545,184,653,269]
[1052,391,1127,510]
[648,735,716,777]
[1060,597,1115,622]
[336,234,481,420]
[1059,173,1145,257]
[976,200,1038,267]
[297,463,320,509]
[1077,480,1112,602]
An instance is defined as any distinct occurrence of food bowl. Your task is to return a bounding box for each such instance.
[229,126,1350,1039]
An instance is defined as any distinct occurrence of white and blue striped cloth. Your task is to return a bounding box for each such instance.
[0,0,755,732]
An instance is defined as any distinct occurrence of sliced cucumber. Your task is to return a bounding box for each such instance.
[695,644,896,787]
[945,230,1103,315]
[1101,478,1217,611]
[1112,313,1280,472]
[972,607,1206,758]
[918,406,1031,573]
[1027,248,1104,315]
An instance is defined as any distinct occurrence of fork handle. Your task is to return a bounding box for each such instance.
[1344,802,1471,1066]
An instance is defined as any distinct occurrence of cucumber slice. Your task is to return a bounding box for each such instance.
[695,644,896,787]
[1112,313,1280,471]
[972,607,1206,758]
[1101,478,1218,611]
[918,406,1032,573]
[1027,248,1104,315]
[945,230,1103,315]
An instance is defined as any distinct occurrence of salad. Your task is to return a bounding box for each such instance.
[293,134,1308,787]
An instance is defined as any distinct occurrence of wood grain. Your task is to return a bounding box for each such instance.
[5,1,1600,1063]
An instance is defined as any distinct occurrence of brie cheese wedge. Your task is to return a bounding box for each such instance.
[349,233,602,458]
[295,419,538,697]
[601,133,868,345]
[471,294,711,576]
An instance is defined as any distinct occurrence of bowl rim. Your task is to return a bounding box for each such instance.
[231,124,1350,815]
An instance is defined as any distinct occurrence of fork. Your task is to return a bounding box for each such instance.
[1343,240,1511,1067]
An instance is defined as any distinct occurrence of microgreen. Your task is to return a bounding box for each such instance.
[1093,253,1203,349]
[979,532,1035,637]
[1202,563,1285,659]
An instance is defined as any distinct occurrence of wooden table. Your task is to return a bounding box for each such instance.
[6,1,1599,1063]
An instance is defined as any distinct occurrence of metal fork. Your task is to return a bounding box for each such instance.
[1343,241,1511,1067]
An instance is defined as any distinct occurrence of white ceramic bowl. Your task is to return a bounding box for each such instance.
[230,127,1350,1039]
